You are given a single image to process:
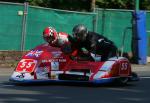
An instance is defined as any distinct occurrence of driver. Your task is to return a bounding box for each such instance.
[71,24,118,61]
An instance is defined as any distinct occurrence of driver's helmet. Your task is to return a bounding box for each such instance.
[43,27,57,44]
[72,24,88,41]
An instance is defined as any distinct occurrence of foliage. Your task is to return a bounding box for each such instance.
[141,0,150,10]
[0,0,150,10]
[95,0,150,10]
[95,0,134,9]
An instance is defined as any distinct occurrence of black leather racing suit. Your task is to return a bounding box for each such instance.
[72,31,118,61]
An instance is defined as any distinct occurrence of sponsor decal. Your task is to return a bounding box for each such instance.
[51,62,59,70]
[11,72,34,80]
[51,74,56,79]
[25,50,43,57]
[50,71,63,80]
[36,67,49,79]
[51,51,62,58]
[16,73,25,78]
[42,59,66,63]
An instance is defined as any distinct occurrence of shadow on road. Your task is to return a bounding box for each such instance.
[0,77,150,103]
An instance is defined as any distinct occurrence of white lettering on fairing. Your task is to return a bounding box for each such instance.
[42,59,66,63]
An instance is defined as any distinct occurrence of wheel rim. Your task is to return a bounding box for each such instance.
[119,77,128,84]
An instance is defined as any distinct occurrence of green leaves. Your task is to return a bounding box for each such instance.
[95,0,134,9]
[0,0,150,10]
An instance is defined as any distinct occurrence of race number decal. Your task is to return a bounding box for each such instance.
[16,59,37,72]
[119,61,129,76]
[121,63,128,70]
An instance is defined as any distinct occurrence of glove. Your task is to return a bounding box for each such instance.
[61,44,72,54]
[70,55,77,60]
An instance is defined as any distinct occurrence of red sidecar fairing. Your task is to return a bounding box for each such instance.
[9,43,138,84]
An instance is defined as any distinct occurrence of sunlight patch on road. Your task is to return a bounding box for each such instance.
[140,76,150,79]
[0,97,38,102]
[106,88,143,93]
[120,97,144,102]
[0,84,15,87]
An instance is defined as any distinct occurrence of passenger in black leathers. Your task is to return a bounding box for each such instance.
[71,24,118,61]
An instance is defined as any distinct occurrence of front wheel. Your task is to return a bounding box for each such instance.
[116,77,128,85]
[129,72,140,81]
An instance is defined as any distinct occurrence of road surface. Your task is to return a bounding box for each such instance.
[0,64,150,103]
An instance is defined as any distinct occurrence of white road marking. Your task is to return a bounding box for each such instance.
[140,76,150,79]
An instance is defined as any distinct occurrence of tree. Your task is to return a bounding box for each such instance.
[95,0,134,10]
[141,0,150,10]
[0,0,150,10]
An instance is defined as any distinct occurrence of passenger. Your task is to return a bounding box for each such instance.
[43,26,74,53]
[43,27,70,47]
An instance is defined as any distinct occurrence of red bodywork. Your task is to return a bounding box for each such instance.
[11,43,133,84]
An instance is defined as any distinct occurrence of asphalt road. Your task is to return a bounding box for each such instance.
[0,64,150,103]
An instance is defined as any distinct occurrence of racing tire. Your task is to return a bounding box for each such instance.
[116,77,129,85]
[129,72,140,81]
